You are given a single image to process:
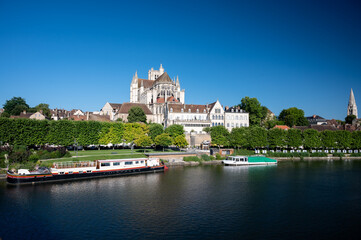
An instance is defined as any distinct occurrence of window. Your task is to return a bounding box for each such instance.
[236,123,239,127]
[227,123,230,127]
[188,109,191,113]
[79,171,83,174]
[101,162,111,167]
[197,109,199,113]
[231,109,234,112]
[113,162,120,166]
[181,108,184,113]
[203,109,206,113]
[125,161,133,165]
[136,161,139,164]
[141,161,144,164]
[87,170,92,173]
[69,171,73,174]
[59,172,64,175]
[231,123,234,127]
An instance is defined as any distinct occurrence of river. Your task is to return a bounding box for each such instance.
[1,160,361,239]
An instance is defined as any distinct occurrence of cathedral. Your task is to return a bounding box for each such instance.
[348,88,358,118]
[130,64,185,123]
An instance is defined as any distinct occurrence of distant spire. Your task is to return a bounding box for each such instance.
[176,75,180,86]
[135,71,138,78]
[348,88,358,118]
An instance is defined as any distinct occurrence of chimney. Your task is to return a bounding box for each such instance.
[23,110,26,114]
[225,106,229,110]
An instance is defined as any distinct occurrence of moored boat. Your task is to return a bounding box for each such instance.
[222,155,277,166]
[7,157,167,185]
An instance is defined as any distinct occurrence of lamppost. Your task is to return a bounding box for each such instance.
[131,141,134,155]
[4,154,9,170]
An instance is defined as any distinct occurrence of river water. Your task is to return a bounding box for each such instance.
[1,160,361,240]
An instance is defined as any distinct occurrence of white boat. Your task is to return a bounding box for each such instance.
[222,155,277,166]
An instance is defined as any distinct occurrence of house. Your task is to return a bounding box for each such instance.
[100,102,153,122]
[224,106,249,131]
[306,115,327,125]
[10,111,46,120]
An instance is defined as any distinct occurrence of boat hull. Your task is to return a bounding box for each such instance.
[7,166,165,185]
[223,162,277,166]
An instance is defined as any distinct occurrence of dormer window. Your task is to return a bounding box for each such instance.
[170,108,173,113]
[181,108,184,113]
[197,109,199,113]
[231,109,234,112]
[203,109,206,113]
[188,109,191,113]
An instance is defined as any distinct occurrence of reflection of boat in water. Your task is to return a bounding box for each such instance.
[222,156,277,166]
[7,158,167,185]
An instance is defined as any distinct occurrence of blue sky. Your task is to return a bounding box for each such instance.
[0,0,360,120]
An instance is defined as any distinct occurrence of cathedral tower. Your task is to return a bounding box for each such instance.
[347,88,358,118]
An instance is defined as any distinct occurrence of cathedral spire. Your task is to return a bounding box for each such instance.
[176,75,180,87]
[348,88,358,118]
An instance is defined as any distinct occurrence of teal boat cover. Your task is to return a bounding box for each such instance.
[247,156,277,163]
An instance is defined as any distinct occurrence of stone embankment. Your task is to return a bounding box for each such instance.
[275,156,361,161]
[165,160,223,167]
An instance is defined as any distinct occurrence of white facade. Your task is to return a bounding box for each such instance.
[209,100,224,127]
[224,107,249,131]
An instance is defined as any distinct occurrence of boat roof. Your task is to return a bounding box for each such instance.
[98,158,148,163]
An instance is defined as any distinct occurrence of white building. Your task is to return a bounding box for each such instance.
[224,106,249,131]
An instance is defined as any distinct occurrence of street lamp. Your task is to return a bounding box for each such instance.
[74,139,78,158]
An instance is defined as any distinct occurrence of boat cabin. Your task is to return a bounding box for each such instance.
[226,156,248,162]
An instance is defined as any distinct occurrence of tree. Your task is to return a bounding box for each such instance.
[154,133,173,151]
[286,129,303,148]
[35,103,51,118]
[303,129,321,149]
[3,97,29,115]
[237,97,266,126]
[123,123,149,143]
[345,115,356,124]
[352,131,361,149]
[98,126,118,148]
[134,135,153,153]
[229,127,248,149]
[247,126,268,149]
[173,135,188,148]
[320,130,336,149]
[267,128,286,149]
[279,107,309,127]
[335,130,352,149]
[210,126,230,147]
[127,107,147,123]
[165,124,184,139]
[149,123,164,140]
[203,127,211,133]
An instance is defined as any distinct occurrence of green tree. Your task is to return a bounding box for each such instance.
[127,107,147,123]
[303,129,321,149]
[247,126,268,149]
[264,120,285,129]
[229,127,248,149]
[267,128,286,149]
[123,123,149,143]
[165,124,184,139]
[345,115,356,124]
[210,126,230,147]
[203,127,211,133]
[335,130,352,149]
[352,131,361,149]
[154,133,173,151]
[47,120,76,146]
[237,97,266,126]
[173,135,188,148]
[279,107,309,127]
[286,129,303,148]
[98,126,118,148]
[134,135,153,153]
[149,123,164,140]
[35,103,51,118]
[3,97,29,115]
[320,130,337,149]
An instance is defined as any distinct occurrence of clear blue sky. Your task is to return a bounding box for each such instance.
[1,0,360,120]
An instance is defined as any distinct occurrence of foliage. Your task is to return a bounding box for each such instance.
[183,156,201,162]
[47,120,75,146]
[332,152,345,157]
[0,112,10,118]
[3,97,29,115]
[210,125,229,147]
[302,129,321,149]
[267,152,310,158]
[264,120,285,129]
[200,154,211,161]
[237,97,266,126]
[320,130,336,148]
[123,123,149,143]
[335,131,352,149]
[287,129,303,148]
[229,127,248,149]
[173,135,188,148]
[267,128,286,148]
[154,133,173,149]
[352,131,361,149]
[127,107,147,123]
[233,148,255,156]
[165,124,184,139]
[247,126,267,148]
[134,135,153,149]
[279,107,309,127]
[149,123,164,140]
[350,152,361,157]
[203,127,211,133]
[310,152,328,157]
[345,115,356,124]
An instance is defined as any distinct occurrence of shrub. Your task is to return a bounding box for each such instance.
[50,150,63,159]
[200,154,211,161]
[209,155,215,160]
[183,156,201,162]
[350,153,361,157]
[38,151,52,160]
[234,149,254,156]
[215,153,224,160]
[63,151,72,158]
[310,152,328,157]
[9,150,30,163]
[29,154,40,162]
[332,152,345,157]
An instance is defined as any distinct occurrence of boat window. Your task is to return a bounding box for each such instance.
[125,161,133,165]
[59,172,64,175]
[69,171,73,174]
[101,162,111,167]
[113,162,120,166]
[87,170,92,173]
[79,171,83,173]
[136,161,139,164]
[141,161,144,164]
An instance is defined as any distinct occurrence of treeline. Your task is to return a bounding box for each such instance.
[210,126,361,149]
[0,118,188,148]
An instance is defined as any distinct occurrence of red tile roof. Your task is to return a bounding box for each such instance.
[273,125,290,130]
[168,104,209,113]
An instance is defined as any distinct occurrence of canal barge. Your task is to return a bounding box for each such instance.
[7,158,167,185]
[222,155,277,166]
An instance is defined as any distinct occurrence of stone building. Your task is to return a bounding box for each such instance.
[224,106,249,131]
